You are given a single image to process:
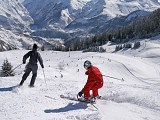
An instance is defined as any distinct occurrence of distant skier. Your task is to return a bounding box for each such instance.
[19,44,44,87]
[78,60,103,102]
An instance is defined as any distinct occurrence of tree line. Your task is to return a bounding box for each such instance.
[110,8,160,43]
[63,8,160,51]
[115,41,140,52]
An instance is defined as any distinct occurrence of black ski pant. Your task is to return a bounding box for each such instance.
[20,64,38,86]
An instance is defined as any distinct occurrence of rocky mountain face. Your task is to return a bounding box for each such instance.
[23,0,88,29]
[0,0,34,51]
[23,0,160,40]
[0,0,33,32]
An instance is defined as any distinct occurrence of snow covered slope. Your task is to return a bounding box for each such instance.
[0,36,160,120]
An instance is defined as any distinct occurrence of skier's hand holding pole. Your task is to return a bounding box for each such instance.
[41,65,47,86]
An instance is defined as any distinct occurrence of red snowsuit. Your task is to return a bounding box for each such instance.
[82,66,103,99]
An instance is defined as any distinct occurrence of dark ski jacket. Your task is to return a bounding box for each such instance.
[23,49,44,68]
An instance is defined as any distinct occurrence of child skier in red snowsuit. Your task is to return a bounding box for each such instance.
[78,60,103,101]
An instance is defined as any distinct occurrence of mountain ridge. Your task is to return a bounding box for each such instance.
[23,0,160,40]
[0,0,34,51]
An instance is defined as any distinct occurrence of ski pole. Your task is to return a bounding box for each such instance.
[12,63,23,72]
[6,63,23,75]
[42,68,47,86]
[103,75,124,81]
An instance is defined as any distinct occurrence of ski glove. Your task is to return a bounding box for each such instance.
[78,91,83,97]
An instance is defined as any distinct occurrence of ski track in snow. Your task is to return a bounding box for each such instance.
[0,43,160,120]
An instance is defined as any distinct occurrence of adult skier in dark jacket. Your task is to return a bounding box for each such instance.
[78,60,103,101]
[19,44,44,87]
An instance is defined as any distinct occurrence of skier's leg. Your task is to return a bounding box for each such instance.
[83,90,90,99]
[29,73,37,87]
[92,82,103,97]
[92,88,99,97]
[29,65,38,87]
[19,68,31,86]
[83,82,95,99]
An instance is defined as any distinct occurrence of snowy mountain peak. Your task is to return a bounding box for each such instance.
[0,0,34,51]
[23,0,93,28]
[23,0,160,30]
[0,0,33,31]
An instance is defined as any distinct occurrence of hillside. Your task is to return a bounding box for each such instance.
[0,36,160,120]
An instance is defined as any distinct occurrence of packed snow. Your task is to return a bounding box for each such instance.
[0,36,160,120]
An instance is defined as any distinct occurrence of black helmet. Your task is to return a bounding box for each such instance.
[84,60,92,69]
[33,44,38,50]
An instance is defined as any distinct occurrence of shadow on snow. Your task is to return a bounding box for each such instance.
[44,102,87,113]
[0,85,17,92]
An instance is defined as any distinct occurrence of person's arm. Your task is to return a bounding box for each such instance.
[23,51,31,64]
[82,70,95,93]
[37,52,44,68]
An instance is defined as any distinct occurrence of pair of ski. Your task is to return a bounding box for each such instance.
[60,94,98,110]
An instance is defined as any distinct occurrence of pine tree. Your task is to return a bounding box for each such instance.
[133,42,140,49]
[115,45,119,51]
[99,47,106,52]
[124,43,132,48]
[1,59,14,77]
